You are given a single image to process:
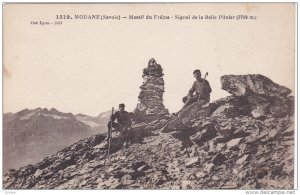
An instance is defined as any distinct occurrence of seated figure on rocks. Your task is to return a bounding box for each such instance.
[107,103,132,147]
[182,69,212,109]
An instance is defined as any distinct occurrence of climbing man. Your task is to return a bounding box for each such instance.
[182,69,212,109]
[107,103,132,148]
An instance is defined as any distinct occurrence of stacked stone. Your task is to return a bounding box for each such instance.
[134,58,169,122]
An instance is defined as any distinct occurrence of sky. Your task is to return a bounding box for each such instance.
[3,3,295,116]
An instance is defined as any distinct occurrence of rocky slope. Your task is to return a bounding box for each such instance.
[3,108,109,173]
[3,74,294,189]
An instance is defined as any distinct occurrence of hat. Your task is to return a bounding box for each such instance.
[193,69,201,74]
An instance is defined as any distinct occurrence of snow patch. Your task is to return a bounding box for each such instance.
[20,112,69,120]
[77,119,100,128]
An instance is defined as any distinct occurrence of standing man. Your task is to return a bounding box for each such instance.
[107,103,132,147]
[182,69,212,109]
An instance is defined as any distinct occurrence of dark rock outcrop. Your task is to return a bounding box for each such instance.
[221,74,293,118]
[220,74,291,97]
[164,74,294,133]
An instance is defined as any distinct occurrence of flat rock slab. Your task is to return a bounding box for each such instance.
[227,138,243,148]
[185,157,199,167]
[236,154,249,165]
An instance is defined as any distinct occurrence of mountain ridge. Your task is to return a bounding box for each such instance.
[3,108,111,173]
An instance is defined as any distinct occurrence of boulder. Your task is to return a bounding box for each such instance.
[211,104,240,118]
[221,74,293,118]
[236,154,249,165]
[190,123,217,146]
[131,161,149,171]
[250,96,292,118]
[203,163,214,174]
[251,103,269,119]
[269,97,290,117]
[162,100,207,132]
[226,138,243,149]
[185,157,200,167]
[220,74,291,97]
[211,96,251,116]
[212,153,226,166]
[52,156,77,172]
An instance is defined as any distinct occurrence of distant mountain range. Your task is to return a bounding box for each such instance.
[3,108,110,173]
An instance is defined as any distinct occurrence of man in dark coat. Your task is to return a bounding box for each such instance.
[182,69,212,108]
[107,103,132,147]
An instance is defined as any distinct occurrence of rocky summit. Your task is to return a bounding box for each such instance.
[3,74,294,189]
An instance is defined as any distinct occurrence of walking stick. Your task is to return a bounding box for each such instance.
[107,107,114,156]
[197,72,208,101]
[162,72,208,132]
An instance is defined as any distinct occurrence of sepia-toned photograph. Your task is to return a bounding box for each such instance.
[2,3,296,190]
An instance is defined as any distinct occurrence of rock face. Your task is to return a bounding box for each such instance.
[220,74,291,97]
[164,74,294,132]
[134,58,169,122]
[3,74,294,190]
[221,74,294,118]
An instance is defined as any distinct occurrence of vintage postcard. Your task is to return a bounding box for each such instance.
[2,3,296,191]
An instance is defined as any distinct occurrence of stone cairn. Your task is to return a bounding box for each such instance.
[134,58,169,122]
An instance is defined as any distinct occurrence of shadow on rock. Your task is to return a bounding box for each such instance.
[172,128,197,149]
[110,128,159,154]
